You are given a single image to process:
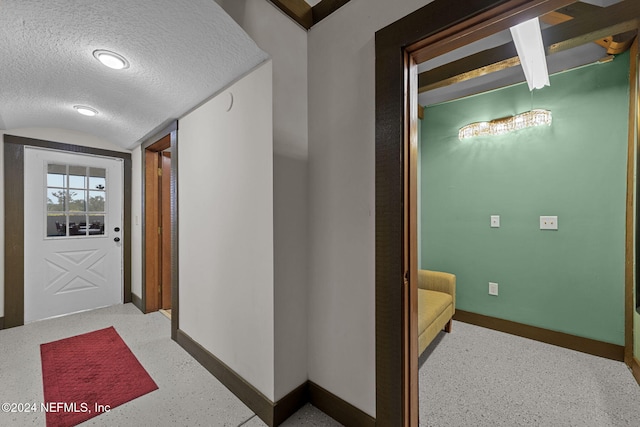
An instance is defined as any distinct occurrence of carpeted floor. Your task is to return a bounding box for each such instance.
[419,321,640,426]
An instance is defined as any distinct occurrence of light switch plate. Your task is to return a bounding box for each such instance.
[489,282,498,296]
[490,215,500,228]
[540,216,558,230]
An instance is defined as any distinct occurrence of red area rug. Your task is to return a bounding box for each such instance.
[40,326,158,427]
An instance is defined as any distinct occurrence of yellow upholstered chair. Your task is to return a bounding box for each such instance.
[418,269,456,355]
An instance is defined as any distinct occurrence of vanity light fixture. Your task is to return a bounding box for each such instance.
[93,49,129,70]
[458,109,552,140]
[74,105,99,117]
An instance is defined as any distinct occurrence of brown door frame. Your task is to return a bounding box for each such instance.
[627,37,639,377]
[140,122,179,340]
[144,136,170,312]
[160,151,172,310]
[375,0,600,424]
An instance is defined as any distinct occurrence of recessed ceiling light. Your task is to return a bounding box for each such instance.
[93,49,129,70]
[74,105,98,117]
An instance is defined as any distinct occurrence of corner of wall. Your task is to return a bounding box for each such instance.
[0,131,4,318]
[215,0,311,403]
[274,151,309,401]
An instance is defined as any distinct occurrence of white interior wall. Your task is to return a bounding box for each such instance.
[131,146,142,299]
[0,128,131,319]
[306,0,435,416]
[0,132,4,318]
[215,0,309,401]
[214,0,308,160]
[178,61,275,400]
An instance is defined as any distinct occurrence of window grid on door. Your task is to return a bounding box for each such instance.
[46,163,107,238]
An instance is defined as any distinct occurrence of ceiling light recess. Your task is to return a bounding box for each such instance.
[93,49,129,70]
[458,109,552,140]
[74,105,99,117]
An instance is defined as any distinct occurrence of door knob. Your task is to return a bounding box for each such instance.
[114,237,120,242]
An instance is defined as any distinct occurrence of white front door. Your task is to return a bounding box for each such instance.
[24,147,124,323]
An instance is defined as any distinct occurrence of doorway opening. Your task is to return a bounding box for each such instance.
[141,121,178,342]
[144,135,172,315]
[376,0,639,425]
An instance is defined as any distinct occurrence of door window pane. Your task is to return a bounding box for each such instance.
[89,168,106,190]
[68,165,87,189]
[88,215,105,235]
[47,214,66,237]
[88,191,105,212]
[68,190,87,212]
[47,164,66,188]
[47,189,66,212]
[69,214,86,236]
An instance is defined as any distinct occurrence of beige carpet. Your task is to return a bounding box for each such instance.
[419,321,640,426]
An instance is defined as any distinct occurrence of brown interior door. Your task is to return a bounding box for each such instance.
[161,152,172,309]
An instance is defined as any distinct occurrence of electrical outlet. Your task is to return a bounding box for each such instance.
[489,282,498,296]
[540,216,558,230]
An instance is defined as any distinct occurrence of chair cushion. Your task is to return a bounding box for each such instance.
[418,289,452,334]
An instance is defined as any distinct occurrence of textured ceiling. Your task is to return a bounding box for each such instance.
[0,0,268,149]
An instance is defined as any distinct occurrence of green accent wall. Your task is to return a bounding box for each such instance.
[421,52,630,345]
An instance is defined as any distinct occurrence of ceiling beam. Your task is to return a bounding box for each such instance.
[552,1,602,18]
[540,11,573,26]
[595,30,638,55]
[419,0,640,93]
[267,0,351,30]
[544,2,639,54]
[268,0,313,29]
[312,0,351,23]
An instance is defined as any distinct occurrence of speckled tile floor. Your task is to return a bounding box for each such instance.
[0,303,340,426]
[419,321,640,427]
[5,304,637,427]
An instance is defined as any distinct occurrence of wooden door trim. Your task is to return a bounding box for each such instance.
[625,35,639,365]
[140,121,179,340]
[3,134,132,329]
[144,149,161,312]
[400,50,420,426]
[161,152,172,310]
[375,0,577,424]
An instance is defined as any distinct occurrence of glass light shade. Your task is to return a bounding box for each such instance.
[93,50,129,70]
[74,105,98,117]
[458,109,551,140]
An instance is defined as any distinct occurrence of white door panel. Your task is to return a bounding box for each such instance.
[24,147,123,323]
